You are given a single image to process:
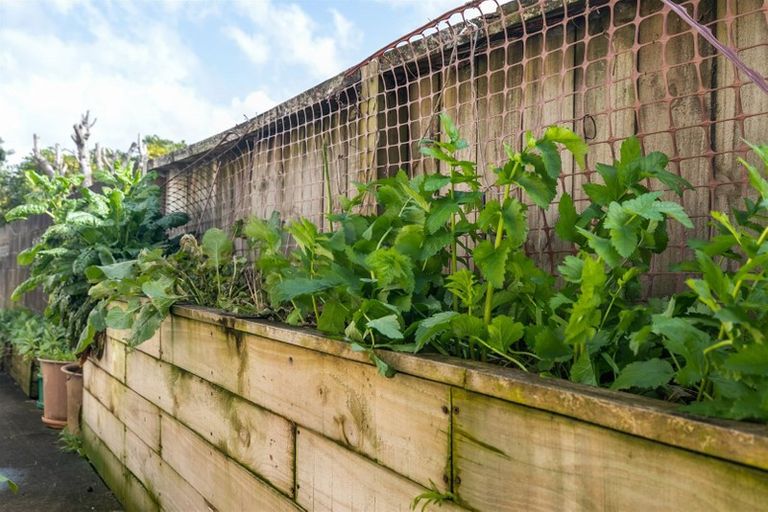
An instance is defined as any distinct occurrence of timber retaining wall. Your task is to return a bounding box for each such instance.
[82,305,768,511]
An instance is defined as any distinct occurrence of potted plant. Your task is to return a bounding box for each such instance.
[36,324,75,429]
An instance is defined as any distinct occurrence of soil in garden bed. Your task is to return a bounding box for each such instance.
[0,372,121,511]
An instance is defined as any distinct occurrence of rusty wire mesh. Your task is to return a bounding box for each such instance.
[156,0,768,296]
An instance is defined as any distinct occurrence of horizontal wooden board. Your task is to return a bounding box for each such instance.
[83,389,125,463]
[125,348,176,413]
[90,335,126,383]
[162,315,241,392]
[160,413,300,512]
[84,362,161,452]
[452,388,768,512]
[296,428,466,512]
[82,423,159,512]
[164,318,452,491]
[125,349,294,493]
[124,428,210,512]
[172,306,768,473]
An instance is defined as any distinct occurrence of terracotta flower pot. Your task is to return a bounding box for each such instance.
[38,359,69,429]
[62,363,83,435]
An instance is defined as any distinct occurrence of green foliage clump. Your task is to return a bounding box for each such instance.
[49,114,768,423]
[6,161,188,354]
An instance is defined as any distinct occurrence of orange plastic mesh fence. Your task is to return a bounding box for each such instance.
[156,0,768,296]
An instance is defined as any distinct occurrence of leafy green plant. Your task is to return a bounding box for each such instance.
[7,161,188,353]
[645,143,768,421]
[541,136,694,387]
[58,428,85,457]
[88,227,271,347]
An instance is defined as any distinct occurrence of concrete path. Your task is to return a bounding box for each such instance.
[0,372,121,511]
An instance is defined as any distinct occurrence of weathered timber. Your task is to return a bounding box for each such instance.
[160,413,300,512]
[124,429,210,512]
[82,423,159,512]
[162,313,452,492]
[121,346,295,494]
[452,387,768,511]
[172,305,768,473]
[296,427,466,512]
[84,362,161,451]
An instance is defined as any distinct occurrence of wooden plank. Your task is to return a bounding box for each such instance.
[408,72,440,175]
[82,423,160,512]
[82,389,125,463]
[124,428,211,512]
[163,315,241,392]
[172,305,768,472]
[108,325,161,359]
[160,413,300,512]
[356,59,380,211]
[241,333,451,492]
[165,320,452,492]
[714,0,768,210]
[84,362,161,452]
[452,387,768,511]
[90,335,126,383]
[170,362,295,495]
[125,348,176,413]
[296,428,466,512]
[127,347,294,493]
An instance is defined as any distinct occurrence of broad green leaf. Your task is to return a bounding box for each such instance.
[271,277,336,303]
[604,202,639,258]
[724,344,768,375]
[367,314,404,340]
[423,173,451,192]
[88,260,137,281]
[5,203,47,221]
[317,301,347,334]
[543,126,588,169]
[619,135,642,164]
[555,192,579,242]
[533,327,572,362]
[487,315,524,352]
[515,172,556,209]
[426,197,460,234]
[535,139,562,179]
[577,228,622,268]
[610,359,674,390]
[477,200,501,231]
[414,311,459,350]
[106,306,133,330]
[570,351,597,385]
[558,255,584,283]
[582,183,614,205]
[201,228,233,268]
[473,240,511,289]
[501,198,528,248]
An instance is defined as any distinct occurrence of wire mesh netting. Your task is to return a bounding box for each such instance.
[157,0,768,297]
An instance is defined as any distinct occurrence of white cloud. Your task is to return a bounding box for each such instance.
[0,1,276,163]
[230,0,362,80]
[226,26,269,65]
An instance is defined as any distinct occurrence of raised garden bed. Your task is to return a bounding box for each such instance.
[82,305,768,512]
[5,347,38,399]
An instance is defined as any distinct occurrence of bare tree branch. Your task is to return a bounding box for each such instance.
[32,134,56,178]
[72,111,96,187]
[137,133,148,174]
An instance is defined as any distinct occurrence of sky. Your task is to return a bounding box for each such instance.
[0,0,461,163]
